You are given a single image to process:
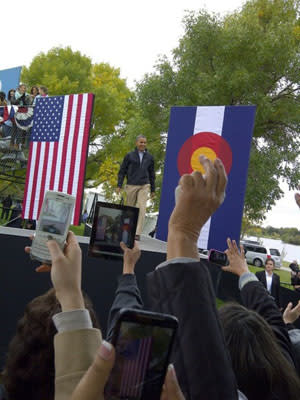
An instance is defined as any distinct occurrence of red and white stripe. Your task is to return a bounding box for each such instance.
[22,93,94,224]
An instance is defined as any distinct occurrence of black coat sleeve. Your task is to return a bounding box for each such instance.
[147,262,238,400]
[106,274,144,341]
[117,153,130,188]
[240,280,294,366]
[273,274,281,308]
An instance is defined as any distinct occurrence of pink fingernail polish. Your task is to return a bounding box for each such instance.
[98,341,113,361]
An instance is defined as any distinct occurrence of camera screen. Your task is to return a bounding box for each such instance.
[39,199,72,235]
[89,203,139,257]
[105,322,174,400]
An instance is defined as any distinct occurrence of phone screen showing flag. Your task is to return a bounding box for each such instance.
[105,322,174,400]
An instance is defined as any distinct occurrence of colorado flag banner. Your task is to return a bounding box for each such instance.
[22,93,94,225]
[157,106,256,251]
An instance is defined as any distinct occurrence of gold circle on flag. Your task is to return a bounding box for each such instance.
[190,147,217,174]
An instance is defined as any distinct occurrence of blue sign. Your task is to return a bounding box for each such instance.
[157,106,256,250]
[0,66,22,97]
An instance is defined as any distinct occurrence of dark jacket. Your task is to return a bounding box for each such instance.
[255,270,281,307]
[147,261,238,400]
[106,262,238,400]
[117,148,155,192]
[106,274,144,341]
[241,280,294,367]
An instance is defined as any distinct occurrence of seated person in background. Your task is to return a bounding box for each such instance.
[255,258,281,307]
[221,239,300,399]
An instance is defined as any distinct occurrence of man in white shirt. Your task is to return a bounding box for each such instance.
[255,258,281,307]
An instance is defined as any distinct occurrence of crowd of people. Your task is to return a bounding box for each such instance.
[0,156,300,400]
[0,84,48,150]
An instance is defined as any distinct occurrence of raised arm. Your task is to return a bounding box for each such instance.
[26,232,102,400]
[148,157,239,400]
[106,241,144,341]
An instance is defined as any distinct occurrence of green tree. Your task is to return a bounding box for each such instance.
[21,47,92,94]
[135,0,300,220]
[21,47,134,187]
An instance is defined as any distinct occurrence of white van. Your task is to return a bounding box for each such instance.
[241,241,282,268]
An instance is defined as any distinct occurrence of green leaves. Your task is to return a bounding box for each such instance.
[134,0,300,221]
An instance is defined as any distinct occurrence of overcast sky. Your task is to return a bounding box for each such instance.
[1,0,299,229]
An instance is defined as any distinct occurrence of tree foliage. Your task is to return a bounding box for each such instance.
[21,47,134,187]
[135,0,300,221]
[244,223,300,245]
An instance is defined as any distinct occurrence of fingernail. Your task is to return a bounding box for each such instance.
[98,341,113,361]
[168,364,176,380]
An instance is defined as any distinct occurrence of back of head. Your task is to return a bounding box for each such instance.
[3,288,99,400]
[219,303,300,400]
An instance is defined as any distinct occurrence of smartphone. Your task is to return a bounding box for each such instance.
[30,191,75,264]
[208,249,229,266]
[88,202,139,258]
[105,308,178,400]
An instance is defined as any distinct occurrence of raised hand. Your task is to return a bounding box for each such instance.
[25,231,84,311]
[222,238,249,277]
[169,156,227,241]
[120,241,141,274]
[283,301,300,324]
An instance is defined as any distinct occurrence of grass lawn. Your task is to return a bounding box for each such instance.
[69,224,85,236]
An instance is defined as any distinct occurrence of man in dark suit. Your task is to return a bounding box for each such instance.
[255,259,281,307]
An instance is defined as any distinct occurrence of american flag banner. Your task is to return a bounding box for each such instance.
[119,336,153,398]
[22,93,94,224]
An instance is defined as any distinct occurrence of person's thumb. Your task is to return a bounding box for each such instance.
[46,239,64,263]
[71,341,115,400]
[163,364,185,400]
[120,241,127,252]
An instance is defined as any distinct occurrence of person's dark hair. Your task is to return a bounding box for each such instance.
[265,258,275,267]
[219,303,300,399]
[39,85,48,95]
[30,85,39,96]
[3,288,99,400]
[136,134,146,141]
[7,89,15,101]
[0,91,6,101]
